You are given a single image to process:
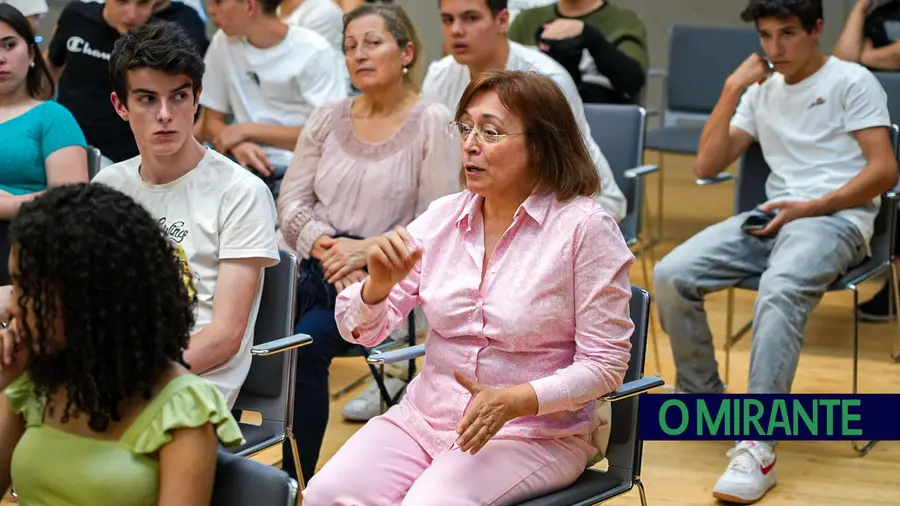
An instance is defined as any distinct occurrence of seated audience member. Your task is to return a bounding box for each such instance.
[425,0,627,221]
[834,0,900,320]
[152,0,210,54]
[508,0,648,105]
[654,1,897,503]
[0,5,89,285]
[80,0,210,54]
[193,0,348,196]
[94,21,280,408]
[278,0,344,50]
[1,0,47,30]
[302,69,634,506]
[834,0,900,70]
[0,183,243,505]
[45,0,155,165]
[275,3,460,483]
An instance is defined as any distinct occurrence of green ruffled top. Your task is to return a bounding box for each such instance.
[5,372,243,506]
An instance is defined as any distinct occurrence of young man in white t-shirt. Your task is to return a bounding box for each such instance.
[425,0,626,220]
[96,20,281,408]
[193,0,348,194]
[654,1,898,503]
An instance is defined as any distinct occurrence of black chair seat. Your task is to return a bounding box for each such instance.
[212,448,293,505]
[645,125,703,154]
[734,255,890,293]
[230,423,277,454]
[516,469,630,506]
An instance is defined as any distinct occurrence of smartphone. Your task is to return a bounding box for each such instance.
[741,209,777,232]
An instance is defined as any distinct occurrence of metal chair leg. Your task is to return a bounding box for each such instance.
[636,477,648,506]
[638,242,663,377]
[891,262,900,362]
[287,430,305,491]
[850,286,880,456]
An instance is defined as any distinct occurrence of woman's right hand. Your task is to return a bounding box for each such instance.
[362,226,422,304]
[0,321,28,391]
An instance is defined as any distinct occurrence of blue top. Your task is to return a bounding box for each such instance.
[0,101,87,196]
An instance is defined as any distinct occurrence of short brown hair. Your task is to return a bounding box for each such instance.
[455,70,600,201]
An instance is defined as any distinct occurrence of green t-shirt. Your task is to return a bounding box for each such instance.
[508,2,649,90]
[5,373,243,506]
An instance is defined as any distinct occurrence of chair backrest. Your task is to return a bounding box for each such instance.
[87,146,102,180]
[583,103,647,244]
[665,26,761,118]
[233,250,296,429]
[604,285,651,484]
[874,71,900,128]
[212,448,296,505]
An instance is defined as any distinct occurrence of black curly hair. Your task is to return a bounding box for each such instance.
[8,183,197,432]
[740,0,823,32]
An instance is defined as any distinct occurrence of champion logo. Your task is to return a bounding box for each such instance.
[760,456,777,475]
[808,97,826,108]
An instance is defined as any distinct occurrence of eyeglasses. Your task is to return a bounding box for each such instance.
[448,121,524,145]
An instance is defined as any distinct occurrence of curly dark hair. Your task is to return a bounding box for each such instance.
[740,0,823,32]
[9,183,197,432]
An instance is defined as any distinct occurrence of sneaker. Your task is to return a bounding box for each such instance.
[341,377,406,422]
[857,283,895,322]
[712,441,777,504]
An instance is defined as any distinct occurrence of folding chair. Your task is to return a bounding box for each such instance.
[229,250,314,490]
[644,26,761,241]
[368,285,665,506]
[212,448,297,505]
[697,126,900,457]
[87,145,102,180]
[583,103,661,376]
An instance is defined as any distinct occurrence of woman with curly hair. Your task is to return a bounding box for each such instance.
[0,183,243,505]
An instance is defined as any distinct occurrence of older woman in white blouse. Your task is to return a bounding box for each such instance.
[275,3,460,484]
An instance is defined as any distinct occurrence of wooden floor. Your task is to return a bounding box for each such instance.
[5,152,900,504]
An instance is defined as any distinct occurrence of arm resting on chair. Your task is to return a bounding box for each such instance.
[623,164,659,178]
[251,333,313,357]
[695,173,734,186]
[367,344,425,365]
[600,375,665,402]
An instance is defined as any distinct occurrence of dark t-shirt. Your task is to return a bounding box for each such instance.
[48,2,138,163]
[156,2,209,55]
[865,0,900,48]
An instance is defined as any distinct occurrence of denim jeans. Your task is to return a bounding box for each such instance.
[653,211,867,395]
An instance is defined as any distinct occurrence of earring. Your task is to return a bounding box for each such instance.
[402,67,409,74]
[29,61,34,68]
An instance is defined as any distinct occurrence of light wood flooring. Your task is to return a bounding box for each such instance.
[5,152,900,504]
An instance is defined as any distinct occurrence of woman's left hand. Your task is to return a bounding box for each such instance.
[454,371,538,455]
[321,238,370,283]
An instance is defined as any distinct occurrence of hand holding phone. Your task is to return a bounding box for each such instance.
[741,208,778,233]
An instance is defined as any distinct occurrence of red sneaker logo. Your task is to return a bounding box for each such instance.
[760,457,776,475]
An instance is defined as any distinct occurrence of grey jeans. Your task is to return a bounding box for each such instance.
[653,211,867,395]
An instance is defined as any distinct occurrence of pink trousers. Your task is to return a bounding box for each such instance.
[302,407,591,506]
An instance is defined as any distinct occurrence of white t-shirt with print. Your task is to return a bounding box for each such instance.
[93,149,281,407]
[421,40,627,220]
[730,56,891,246]
[200,26,350,168]
[279,0,344,51]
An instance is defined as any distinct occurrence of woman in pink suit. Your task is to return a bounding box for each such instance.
[303,69,635,505]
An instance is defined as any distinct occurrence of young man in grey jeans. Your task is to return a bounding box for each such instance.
[653,0,898,504]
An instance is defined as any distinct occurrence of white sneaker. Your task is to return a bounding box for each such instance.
[712,441,777,504]
[341,377,406,422]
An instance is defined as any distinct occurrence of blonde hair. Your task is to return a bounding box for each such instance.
[343,3,424,91]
